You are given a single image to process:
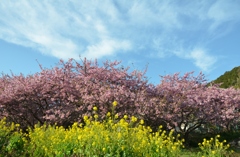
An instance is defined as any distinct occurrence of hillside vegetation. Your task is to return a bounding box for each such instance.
[212,66,240,89]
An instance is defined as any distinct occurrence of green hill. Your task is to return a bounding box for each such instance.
[212,66,240,89]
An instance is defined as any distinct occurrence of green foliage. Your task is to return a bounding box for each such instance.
[0,118,24,157]
[5,133,24,156]
[212,66,240,89]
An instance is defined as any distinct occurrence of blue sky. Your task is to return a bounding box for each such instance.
[1,0,240,85]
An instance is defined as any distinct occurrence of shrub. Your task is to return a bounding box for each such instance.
[0,118,24,156]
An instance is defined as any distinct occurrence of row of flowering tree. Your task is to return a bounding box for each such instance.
[0,58,239,143]
[151,72,240,142]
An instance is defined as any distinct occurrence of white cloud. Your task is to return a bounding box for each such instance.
[0,1,133,60]
[207,0,240,30]
[0,0,239,72]
[0,1,81,60]
[127,1,181,30]
[188,48,217,72]
[151,36,178,58]
[82,39,132,59]
[169,47,218,72]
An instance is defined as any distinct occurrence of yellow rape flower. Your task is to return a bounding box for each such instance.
[112,100,118,107]
[93,106,98,111]
[83,115,88,121]
[94,114,98,119]
[131,116,137,122]
[107,112,111,117]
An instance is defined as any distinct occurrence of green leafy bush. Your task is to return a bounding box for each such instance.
[0,118,24,156]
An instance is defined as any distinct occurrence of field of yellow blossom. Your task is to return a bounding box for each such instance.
[0,101,238,157]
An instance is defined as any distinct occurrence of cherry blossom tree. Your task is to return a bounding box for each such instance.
[151,72,240,142]
[0,58,152,129]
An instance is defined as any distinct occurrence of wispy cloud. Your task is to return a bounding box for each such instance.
[188,48,217,72]
[83,39,131,59]
[207,0,240,31]
[0,0,239,72]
